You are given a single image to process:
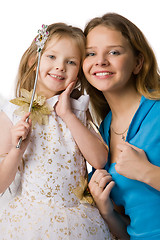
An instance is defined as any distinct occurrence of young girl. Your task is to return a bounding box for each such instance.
[83,13,160,239]
[0,23,111,239]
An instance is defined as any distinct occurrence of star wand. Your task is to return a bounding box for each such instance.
[16,24,49,148]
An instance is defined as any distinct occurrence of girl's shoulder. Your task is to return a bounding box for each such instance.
[141,96,160,116]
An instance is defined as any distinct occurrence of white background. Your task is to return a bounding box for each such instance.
[0,0,160,100]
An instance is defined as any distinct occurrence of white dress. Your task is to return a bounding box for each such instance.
[0,95,111,240]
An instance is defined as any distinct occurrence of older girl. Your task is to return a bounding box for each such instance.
[83,13,160,240]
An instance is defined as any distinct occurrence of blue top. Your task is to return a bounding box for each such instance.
[99,96,160,240]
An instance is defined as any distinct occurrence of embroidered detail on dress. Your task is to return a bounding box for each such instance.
[72,175,95,206]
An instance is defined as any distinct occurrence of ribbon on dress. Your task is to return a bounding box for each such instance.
[10,89,52,126]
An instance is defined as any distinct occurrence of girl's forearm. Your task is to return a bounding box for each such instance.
[63,112,108,169]
[0,148,23,193]
[103,210,130,240]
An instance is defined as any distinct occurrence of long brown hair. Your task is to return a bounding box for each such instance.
[83,13,160,125]
[15,23,86,97]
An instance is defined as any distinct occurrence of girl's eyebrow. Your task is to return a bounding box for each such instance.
[86,47,94,49]
[85,46,96,50]
[86,45,124,49]
[107,45,125,48]
[45,49,57,53]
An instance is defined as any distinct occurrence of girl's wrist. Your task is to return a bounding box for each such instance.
[139,161,154,184]
[61,112,76,125]
[10,146,24,159]
[96,203,114,220]
[101,208,117,224]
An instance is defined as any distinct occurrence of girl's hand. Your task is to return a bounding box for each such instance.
[115,142,151,181]
[11,112,32,151]
[89,169,115,218]
[55,82,75,121]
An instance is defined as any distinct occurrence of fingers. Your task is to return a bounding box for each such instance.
[12,113,32,145]
[16,123,30,140]
[64,82,76,96]
[55,82,76,119]
[89,169,114,195]
[90,169,109,185]
[95,172,112,189]
[20,112,32,130]
[102,180,115,197]
[21,112,31,122]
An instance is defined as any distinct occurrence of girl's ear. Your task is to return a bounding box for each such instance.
[133,53,144,75]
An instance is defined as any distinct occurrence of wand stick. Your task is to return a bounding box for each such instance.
[16,24,49,149]
[16,52,41,148]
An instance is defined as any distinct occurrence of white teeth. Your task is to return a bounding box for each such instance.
[95,72,111,76]
[50,74,64,80]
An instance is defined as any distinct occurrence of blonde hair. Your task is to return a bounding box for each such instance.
[16,23,86,96]
[84,13,160,125]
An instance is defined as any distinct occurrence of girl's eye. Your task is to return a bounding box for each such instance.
[48,55,55,59]
[67,60,76,65]
[86,52,95,57]
[109,50,120,55]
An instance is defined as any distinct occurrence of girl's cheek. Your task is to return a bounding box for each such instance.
[83,60,89,73]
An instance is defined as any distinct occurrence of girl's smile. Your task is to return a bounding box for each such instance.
[92,71,114,78]
[48,73,65,81]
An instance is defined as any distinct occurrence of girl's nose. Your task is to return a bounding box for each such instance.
[95,56,109,67]
[55,62,65,72]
